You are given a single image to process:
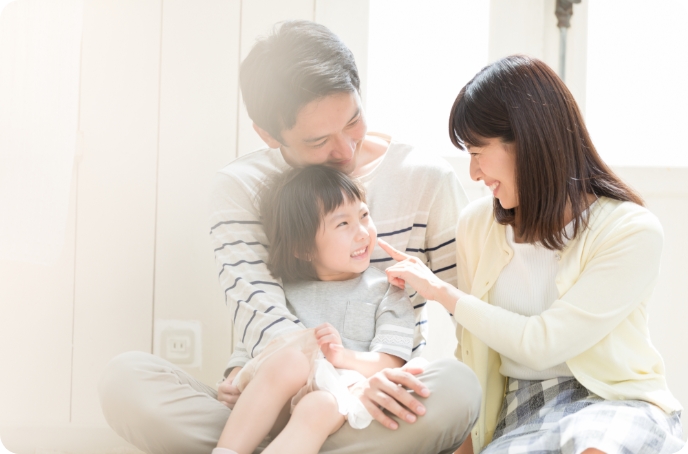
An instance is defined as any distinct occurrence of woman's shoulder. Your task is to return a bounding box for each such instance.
[592,197,662,233]
[458,196,495,226]
[585,197,663,247]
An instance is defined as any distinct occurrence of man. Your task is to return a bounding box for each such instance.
[99,20,480,454]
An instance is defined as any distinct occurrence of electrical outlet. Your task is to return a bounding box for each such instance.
[154,320,202,368]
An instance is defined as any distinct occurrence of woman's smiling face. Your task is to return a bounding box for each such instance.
[467,137,518,209]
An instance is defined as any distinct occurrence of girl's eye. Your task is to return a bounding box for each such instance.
[337,221,348,227]
[361,211,369,219]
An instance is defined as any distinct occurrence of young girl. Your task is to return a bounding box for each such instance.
[212,165,415,454]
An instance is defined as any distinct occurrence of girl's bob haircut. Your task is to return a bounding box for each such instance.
[259,165,366,283]
[449,55,643,249]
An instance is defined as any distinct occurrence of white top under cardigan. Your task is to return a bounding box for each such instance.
[488,224,573,380]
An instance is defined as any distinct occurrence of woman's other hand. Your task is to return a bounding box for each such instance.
[217,366,242,409]
[315,322,346,367]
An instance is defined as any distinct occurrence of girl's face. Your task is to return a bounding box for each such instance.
[311,198,377,281]
[468,138,518,209]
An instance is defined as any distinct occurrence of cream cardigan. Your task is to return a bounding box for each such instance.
[453,196,682,453]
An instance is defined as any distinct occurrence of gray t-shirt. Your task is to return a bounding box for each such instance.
[284,267,415,361]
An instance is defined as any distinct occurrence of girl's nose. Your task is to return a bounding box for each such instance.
[356,223,369,240]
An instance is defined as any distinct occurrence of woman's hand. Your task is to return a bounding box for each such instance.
[378,239,465,314]
[348,364,430,430]
[315,322,347,367]
[217,366,242,409]
[378,239,444,301]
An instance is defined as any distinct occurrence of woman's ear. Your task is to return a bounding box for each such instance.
[253,123,282,149]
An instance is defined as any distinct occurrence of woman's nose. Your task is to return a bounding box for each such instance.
[469,156,482,182]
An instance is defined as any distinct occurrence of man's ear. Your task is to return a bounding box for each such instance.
[253,123,283,149]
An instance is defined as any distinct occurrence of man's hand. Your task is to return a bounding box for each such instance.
[217,366,242,409]
[315,322,347,368]
[348,364,430,430]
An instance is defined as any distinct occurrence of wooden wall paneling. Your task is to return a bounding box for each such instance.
[0,173,76,428]
[71,0,162,425]
[236,0,316,157]
[315,0,369,108]
[155,0,241,386]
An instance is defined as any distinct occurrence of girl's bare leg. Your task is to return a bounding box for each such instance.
[216,348,310,454]
[263,390,345,454]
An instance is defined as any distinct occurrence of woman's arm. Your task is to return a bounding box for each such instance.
[381,208,664,370]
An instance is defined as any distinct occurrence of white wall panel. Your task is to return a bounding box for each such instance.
[315,0,369,108]
[71,0,161,425]
[0,173,76,427]
[488,0,588,113]
[155,0,240,386]
[236,0,315,157]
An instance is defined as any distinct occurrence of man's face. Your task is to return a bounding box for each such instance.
[278,91,367,175]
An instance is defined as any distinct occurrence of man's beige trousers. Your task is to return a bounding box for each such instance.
[98,351,480,454]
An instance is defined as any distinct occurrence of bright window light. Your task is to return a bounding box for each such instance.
[366,0,490,156]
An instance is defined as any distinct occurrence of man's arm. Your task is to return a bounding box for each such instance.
[210,170,304,366]
[422,168,468,291]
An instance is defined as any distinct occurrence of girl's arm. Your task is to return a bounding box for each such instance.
[316,323,404,377]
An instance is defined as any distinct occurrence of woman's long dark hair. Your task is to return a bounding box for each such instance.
[449,55,643,249]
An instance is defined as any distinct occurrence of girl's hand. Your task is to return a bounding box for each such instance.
[378,239,444,301]
[315,323,347,367]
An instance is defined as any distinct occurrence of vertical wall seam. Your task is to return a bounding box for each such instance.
[230,0,243,353]
[69,2,86,422]
[151,0,164,354]
[234,0,243,162]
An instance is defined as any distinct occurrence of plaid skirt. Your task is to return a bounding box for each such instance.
[483,376,684,454]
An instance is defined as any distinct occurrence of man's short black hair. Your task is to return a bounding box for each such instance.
[240,20,360,142]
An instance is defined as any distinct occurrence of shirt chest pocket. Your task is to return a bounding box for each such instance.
[342,301,377,343]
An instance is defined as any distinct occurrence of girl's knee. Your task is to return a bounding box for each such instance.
[257,348,311,389]
[292,391,344,434]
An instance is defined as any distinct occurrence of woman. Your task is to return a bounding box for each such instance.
[379,55,684,454]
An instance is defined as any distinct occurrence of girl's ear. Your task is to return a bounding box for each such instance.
[253,123,282,149]
[293,249,311,262]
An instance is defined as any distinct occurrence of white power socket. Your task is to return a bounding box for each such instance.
[154,319,202,368]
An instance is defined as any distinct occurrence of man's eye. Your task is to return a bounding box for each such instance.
[313,141,327,148]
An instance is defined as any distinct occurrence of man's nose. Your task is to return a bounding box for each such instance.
[330,134,355,160]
